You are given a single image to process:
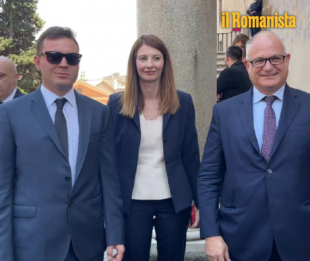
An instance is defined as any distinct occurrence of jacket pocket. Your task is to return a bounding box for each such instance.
[302,200,310,206]
[13,205,36,218]
[290,123,310,131]
[220,203,239,210]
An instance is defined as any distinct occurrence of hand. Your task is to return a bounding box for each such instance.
[107,245,125,261]
[189,208,200,229]
[205,236,230,261]
[251,10,257,14]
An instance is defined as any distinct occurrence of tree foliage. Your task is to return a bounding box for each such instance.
[0,0,44,93]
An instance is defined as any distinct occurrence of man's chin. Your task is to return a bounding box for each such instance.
[56,83,74,92]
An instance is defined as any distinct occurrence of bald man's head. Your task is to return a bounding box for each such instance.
[0,56,20,102]
[244,32,290,95]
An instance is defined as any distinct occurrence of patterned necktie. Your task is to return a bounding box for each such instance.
[54,98,69,159]
[261,95,277,162]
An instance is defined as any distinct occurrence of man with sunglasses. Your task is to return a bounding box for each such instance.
[0,26,124,261]
[198,31,310,261]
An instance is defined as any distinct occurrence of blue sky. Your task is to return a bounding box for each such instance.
[37,0,137,80]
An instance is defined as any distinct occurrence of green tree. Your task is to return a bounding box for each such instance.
[0,0,44,93]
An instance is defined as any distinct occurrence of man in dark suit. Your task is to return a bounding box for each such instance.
[198,31,310,261]
[217,46,252,102]
[0,56,23,104]
[0,27,124,261]
[247,0,263,37]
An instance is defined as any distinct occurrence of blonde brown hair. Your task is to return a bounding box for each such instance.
[121,35,179,118]
[232,33,250,58]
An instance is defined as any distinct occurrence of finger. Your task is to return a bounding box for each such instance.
[218,256,225,261]
[190,218,200,228]
[207,254,217,261]
[115,253,124,261]
[115,246,125,261]
[107,246,114,259]
[224,247,231,261]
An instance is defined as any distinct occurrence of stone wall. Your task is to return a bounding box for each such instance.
[137,0,217,152]
[265,0,310,92]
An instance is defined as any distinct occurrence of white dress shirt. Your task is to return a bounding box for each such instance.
[2,87,17,103]
[253,85,285,150]
[41,85,79,185]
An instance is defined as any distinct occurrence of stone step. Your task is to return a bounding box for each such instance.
[103,240,209,261]
[217,61,226,67]
[150,239,208,261]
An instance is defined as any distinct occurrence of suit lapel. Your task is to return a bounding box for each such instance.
[238,89,261,154]
[163,113,171,131]
[30,88,67,159]
[269,85,300,160]
[74,92,91,181]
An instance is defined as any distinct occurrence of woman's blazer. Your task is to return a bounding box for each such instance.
[107,90,200,215]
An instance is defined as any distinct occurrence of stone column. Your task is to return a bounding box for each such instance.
[137,0,217,152]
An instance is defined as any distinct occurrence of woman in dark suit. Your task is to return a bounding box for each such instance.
[107,35,200,261]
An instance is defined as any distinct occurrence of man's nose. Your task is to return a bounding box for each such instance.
[263,59,274,70]
[58,57,68,67]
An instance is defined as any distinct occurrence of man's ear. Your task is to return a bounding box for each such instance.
[34,55,41,71]
[225,55,229,64]
[14,73,20,86]
[244,59,250,70]
[285,53,291,64]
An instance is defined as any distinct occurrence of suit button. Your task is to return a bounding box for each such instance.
[166,160,169,164]
[68,202,73,207]
[163,138,167,142]
[267,169,273,174]
[65,177,71,181]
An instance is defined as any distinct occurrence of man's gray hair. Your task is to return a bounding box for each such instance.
[245,31,286,60]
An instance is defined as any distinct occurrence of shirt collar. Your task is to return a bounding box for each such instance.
[40,84,77,108]
[2,87,17,103]
[253,84,285,104]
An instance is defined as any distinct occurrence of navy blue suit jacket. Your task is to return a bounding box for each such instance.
[198,85,310,261]
[108,90,200,215]
[0,89,124,261]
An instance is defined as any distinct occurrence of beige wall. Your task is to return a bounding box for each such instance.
[265,0,310,92]
[217,0,253,33]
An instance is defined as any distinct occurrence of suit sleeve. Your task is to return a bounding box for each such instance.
[217,69,233,94]
[198,105,226,238]
[182,94,200,208]
[0,106,15,261]
[100,105,124,246]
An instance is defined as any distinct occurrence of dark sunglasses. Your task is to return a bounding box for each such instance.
[40,51,82,66]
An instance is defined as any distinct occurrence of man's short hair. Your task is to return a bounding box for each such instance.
[225,46,243,61]
[36,26,79,55]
